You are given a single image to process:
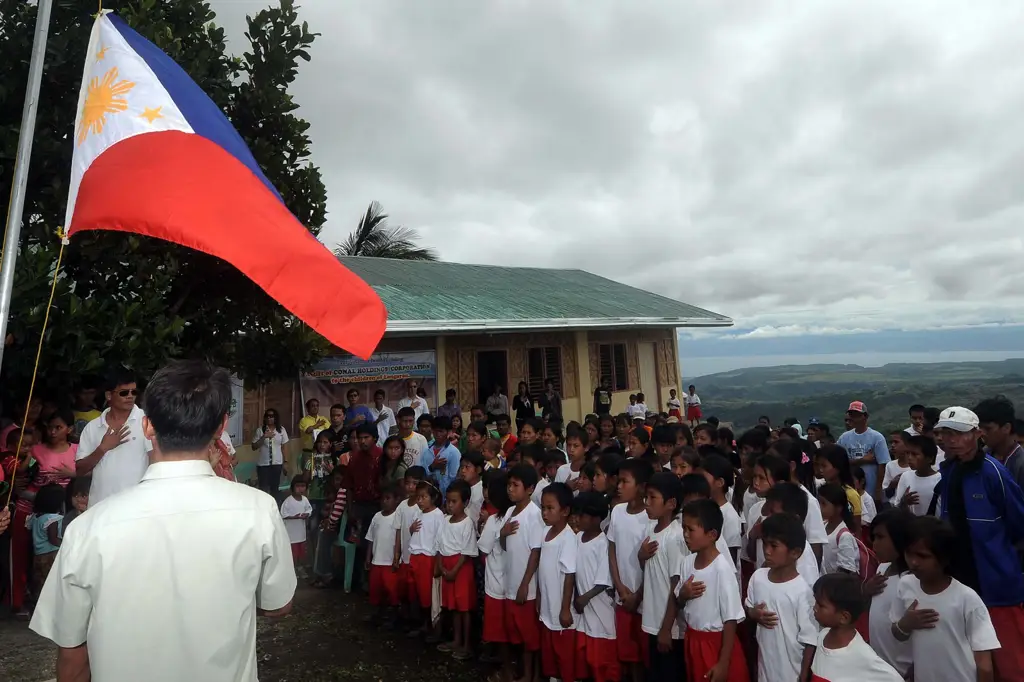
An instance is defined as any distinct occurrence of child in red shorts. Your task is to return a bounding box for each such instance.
[436,479,479,659]
[573,492,620,682]
[408,479,445,637]
[364,482,402,624]
[280,477,312,570]
[477,470,512,663]
[499,463,545,682]
[538,482,578,682]
[394,466,427,622]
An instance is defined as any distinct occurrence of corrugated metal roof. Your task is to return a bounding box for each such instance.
[338,257,732,334]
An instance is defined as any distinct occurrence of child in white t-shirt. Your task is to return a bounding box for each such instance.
[457,450,485,527]
[572,492,618,682]
[639,472,688,680]
[394,467,426,623]
[537,482,577,682]
[817,483,861,576]
[436,480,479,659]
[895,436,941,516]
[700,454,743,573]
[883,431,911,500]
[408,479,445,637]
[865,509,914,677]
[744,514,818,682]
[758,482,820,588]
[890,516,1000,682]
[811,573,903,681]
[364,483,401,623]
[280,478,313,569]
[676,498,750,681]
[477,470,510,662]
[854,468,877,529]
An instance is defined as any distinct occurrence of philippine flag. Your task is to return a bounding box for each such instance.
[66,12,386,360]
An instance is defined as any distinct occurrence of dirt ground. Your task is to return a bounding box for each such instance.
[0,584,488,682]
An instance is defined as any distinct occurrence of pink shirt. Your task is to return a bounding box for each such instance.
[30,443,79,488]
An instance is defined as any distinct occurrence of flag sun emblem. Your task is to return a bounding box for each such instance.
[77,66,135,145]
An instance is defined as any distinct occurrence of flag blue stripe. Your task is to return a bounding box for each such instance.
[108,15,283,203]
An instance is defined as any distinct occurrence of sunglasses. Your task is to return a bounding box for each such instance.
[117,389,138,397]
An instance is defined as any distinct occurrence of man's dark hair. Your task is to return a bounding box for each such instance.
[432,415,452,431]
[417,414,433,427]
[699,453,735,492]
[142,360,231,453]
[542,482,574,510]
[681,498,723,537]
[330,403,345,414]
[397,406,416,420]
[761,512,806,551]
[105,366,137,392]
[447,479,471,504]
[680,473,711,500]
[909,404,926,415]
[923,407,941,428]
[737,428,769,453]
[765,481,809,521]
[354,423,377,439]
[652,425,676,445]
[974,397,1015,427]
[906,435,938,463]
[508,463,539,490]
[461,449,485,472]
[646,472,682,511]
[573,491,609,520]
[619,457,655,486]
[813,573,868,620]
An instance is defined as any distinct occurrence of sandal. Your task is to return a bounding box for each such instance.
[451,649,471,661]
[437,641,455,652]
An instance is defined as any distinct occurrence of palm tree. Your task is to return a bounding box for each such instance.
[334,201,439,261]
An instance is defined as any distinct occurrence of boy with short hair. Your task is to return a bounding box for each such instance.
[639,471,687,679]
[572,492,618,682]
[761,482,820,588]
[417,414,434,446]
[701,454,743,569]
[365,482,403,624]
[496,414,518,456]
[458,449,485,526]
[894,435,941,516]
[397,407,428,470]
[555,429,587,490]
[394,466,427,622]
[651,425,676,471]
[744,514,817,682]
[538,482,577,682]
[482,437,505,471]
[500,464,545,682]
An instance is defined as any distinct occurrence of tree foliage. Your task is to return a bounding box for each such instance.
[0,0,330,400]
[335,201,439,261]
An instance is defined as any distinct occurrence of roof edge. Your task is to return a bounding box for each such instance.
[383,316,734,335]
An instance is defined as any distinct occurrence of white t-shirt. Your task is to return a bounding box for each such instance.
[76,405,154,506]
[745,569,818,682]
[869,564,912,676]
[822,523,860,575]
[685,393,701,407]
[720,502,743,567]
[801,485,828,546]
[467,481,484,527]
[743,498,765,563]
[882,460,910,490]
[397,396,429,422]
[478,514,506,599]
[742,488,761,517]
[369,405,396,446]
[575,531,615,639]
[502,503,546,600]
[554,462,581,486]
[437,515,478,558]
[753,525,818,588]
[251,426,289,467]
[607,503,649,603]
[888,575,1001,682]
[894,471,941,516]
[811,629,903,682]
[401,432,429,470]
[861,492,878,525]
[409,507,444,556]
[641,519,688,638]
[677,553,745,632]
[538,525,577,631]
[366,510,398,566]
[531,478,550,508]
[668,397,682,411]
[627,403,647,420]
[394,499,421,564]
[280,495,312,544]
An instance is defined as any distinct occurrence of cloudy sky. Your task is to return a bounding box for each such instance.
[210,0,1024,342]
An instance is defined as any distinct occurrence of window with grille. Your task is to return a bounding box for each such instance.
[598,343,629,391]
[527,346,562,395]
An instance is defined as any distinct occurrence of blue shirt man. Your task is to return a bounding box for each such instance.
[836,400,890,499]
[343,388,374,430]
[419,416,461,494]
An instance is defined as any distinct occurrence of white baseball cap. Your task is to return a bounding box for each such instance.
[935,406,979,432]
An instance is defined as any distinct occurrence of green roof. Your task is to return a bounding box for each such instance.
[339,257,732,335]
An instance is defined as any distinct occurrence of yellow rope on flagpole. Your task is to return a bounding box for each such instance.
[3,227,66,509]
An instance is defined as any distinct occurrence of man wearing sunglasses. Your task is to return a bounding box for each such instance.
[75,369,153,506]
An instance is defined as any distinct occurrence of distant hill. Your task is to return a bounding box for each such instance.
[690,359,1024,434]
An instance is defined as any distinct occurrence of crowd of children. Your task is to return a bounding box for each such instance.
[282,396,1024,682]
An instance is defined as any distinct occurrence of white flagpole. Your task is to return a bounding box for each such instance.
[0,0,55,371]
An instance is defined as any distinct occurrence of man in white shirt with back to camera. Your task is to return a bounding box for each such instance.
[31,360,296,682]
[75,369,153,506]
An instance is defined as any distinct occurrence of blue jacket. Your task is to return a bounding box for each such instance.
[419,442,462,494]
[936,454,1024,607]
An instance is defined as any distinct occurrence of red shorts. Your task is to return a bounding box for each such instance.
[989,605,1024,682]
[504,599,541,651]
[614,605,648,664]
[684,627,749,682]
[687,405,702,421]
[397,563,413,603]
[369,564,399,607]
[408,554,434,609]
[540,625,577,682]
[291,542,306,562]
[440,555,476,612]
[483,596,509,643]
[578,633,620,682]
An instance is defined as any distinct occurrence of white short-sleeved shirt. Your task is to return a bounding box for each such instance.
[822,523,860,575]
[753,527,819,588]
[539,525,577,631]
[894,471,941,516]
[607,503,649,603]
[478,514,506,599]
[366,511,398,566]
[468,481,484,527]
[575,531,615,639]
[720,502,743,560]
[369,405,396,446]
[744,569,818,682]
[251,426,289,467]
[401,432,429,470]
[742,488,761,517]
[883,461,910,490]
[280,495,312,544]
[532,478,550,508]
[409,507,444,556]
[641,519,688,638]
[397,396,429,422]
[30,460,296,682]
[801,485,829,546]
[861,492,878,525]
[811,629,903,681]
[554,463,581,486]
[394,499,421,564]
[889,575,1000,682]
[76,405,154,506]
[869,564,912,676]
[685,393,701,407]
[677,553,745,632]
[502,503,546,600]
[438,515,478,557]
[743,498,765,562]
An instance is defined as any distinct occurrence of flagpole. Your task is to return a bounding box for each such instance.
[0,0,55,372]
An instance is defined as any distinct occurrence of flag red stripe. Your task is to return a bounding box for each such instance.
[68,131,386,360]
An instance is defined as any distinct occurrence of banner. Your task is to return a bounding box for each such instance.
[299,351,438,414]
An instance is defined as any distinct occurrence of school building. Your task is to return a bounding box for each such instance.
[241,257,732,441]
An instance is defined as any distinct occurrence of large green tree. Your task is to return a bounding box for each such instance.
[0,0,330,400]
